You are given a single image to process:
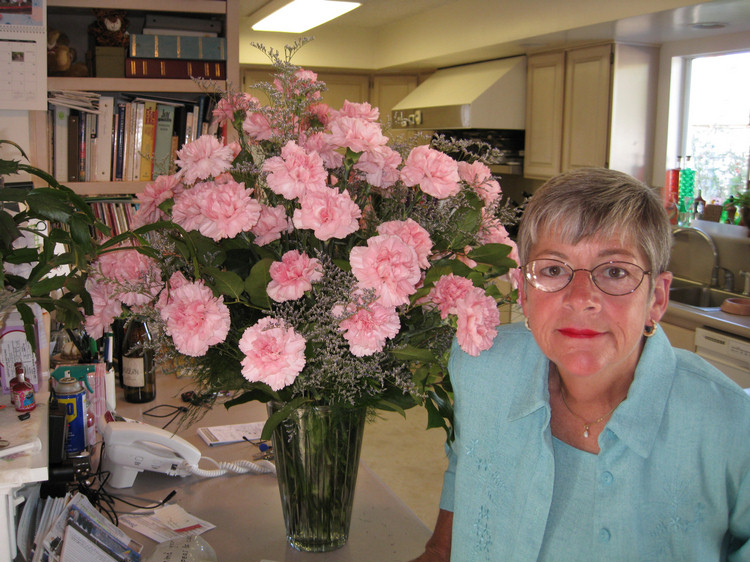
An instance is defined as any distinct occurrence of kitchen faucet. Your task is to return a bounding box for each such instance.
[672,226,720,287]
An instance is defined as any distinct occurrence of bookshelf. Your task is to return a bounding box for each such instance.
[27,0,240,197]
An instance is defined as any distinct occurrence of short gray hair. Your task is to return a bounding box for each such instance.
[517,168,672,275]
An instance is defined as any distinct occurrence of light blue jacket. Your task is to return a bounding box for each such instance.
[440,323,750,561]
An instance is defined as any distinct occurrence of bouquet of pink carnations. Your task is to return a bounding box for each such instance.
[83,41,520,437]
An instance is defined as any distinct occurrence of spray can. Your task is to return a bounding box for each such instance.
[55,376,88,454]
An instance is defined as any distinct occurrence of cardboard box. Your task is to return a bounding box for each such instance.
[95,46,125,78]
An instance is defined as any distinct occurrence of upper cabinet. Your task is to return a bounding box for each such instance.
[524,43,658,183]
[29,0,240,196]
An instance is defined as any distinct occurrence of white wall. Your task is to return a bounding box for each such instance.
[0,110,32,182]
[651,30,750,188]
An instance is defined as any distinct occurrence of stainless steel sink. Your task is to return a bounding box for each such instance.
[669,278,740,310]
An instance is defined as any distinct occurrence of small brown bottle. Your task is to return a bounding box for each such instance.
[121,319,156,403]
[11,363,36,412]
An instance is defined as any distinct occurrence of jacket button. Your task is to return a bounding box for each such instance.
[598,528,611,543]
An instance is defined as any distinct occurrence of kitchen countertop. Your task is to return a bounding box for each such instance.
[664,300,750,340]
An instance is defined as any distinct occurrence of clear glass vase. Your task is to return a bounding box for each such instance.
[268,402,366,552]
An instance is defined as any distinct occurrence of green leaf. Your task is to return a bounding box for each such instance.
[16,302,37,350]
[0,211,21,249]
[2,247,38,264]
[467,243,512,264]
[69,214,94,255]
[204,267,245,299]
[390,345,435,362]
[261,396,311,440]
[24,189,74,223]
[28,274,67,296]
[245,258,272,308]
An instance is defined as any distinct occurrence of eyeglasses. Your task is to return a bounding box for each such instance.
[522,259,651,296]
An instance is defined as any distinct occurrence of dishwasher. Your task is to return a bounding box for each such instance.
[694,327,750,389]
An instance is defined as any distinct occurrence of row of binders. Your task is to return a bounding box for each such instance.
[46,90,223,185]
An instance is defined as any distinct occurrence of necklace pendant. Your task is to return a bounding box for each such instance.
[583,426,590,438]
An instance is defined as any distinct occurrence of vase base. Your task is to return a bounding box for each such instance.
[288,534,348,552]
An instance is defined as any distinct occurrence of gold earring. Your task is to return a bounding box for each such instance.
[643,322,658,338]
[524,317,531,331]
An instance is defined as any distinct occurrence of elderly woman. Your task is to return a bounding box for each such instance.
[411,168,750,561]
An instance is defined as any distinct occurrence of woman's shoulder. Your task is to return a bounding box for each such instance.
[449,321,543,380]
[671,347,750,414]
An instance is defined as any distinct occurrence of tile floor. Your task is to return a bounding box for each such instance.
[360,407,448,528]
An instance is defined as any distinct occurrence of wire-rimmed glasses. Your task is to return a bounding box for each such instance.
[522,259,651,296]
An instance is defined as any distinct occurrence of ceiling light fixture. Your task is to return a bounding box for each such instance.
[251,0,361,33]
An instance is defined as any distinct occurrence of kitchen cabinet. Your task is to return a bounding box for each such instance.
[524,43,658,182]
[27,0,240,196]
[661,320,695,351]
[243,69,417,128]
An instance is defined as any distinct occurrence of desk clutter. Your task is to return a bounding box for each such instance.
[16,485,218,562]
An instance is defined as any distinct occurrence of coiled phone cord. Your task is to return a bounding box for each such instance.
[188,457,276,478]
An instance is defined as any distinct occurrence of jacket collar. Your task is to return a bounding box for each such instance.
[504,327,675,458]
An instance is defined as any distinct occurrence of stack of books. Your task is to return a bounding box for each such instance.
[48,90,222,184]
[126,14,226,80]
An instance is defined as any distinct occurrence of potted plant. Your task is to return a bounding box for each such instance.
[0,140,103,345]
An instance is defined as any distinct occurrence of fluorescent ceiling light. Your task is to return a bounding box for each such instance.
[252,0,361,33]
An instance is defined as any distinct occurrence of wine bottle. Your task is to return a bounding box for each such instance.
[121,319,156,403]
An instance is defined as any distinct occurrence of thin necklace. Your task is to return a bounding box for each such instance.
[559,385,624,439]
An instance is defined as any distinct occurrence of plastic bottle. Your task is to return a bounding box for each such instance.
[678,156,695,225]
[121,319,156,403]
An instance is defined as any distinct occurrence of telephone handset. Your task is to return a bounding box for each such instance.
[99,414,202,488]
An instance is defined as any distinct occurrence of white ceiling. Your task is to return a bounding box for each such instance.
[238,0,750,70]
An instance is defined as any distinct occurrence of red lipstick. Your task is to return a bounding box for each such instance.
[558,328,602,338]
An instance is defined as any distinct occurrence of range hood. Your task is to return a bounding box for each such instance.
[391,56,526,131]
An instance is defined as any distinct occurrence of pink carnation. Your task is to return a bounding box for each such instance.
[349,234,421,307]
[263,141,328,200]
[328,116,388,154]
[354,145,402,189]
[212,93,257,126]
[156,271,191,311]
[303,132,344,169]
[172,180,261,241]
[293,187,361,241]
[251,204,292,246]
[243,111,275,141]
[275,68,322,100]
[267,250,323,302]
[377,218,432,269]
[95,246,163,307]
[175,135,237,184]
[83,278,123,339]
[238,317,306,391]
[456,287,500,356]
[305,102,332,128]
[457,160,501,204]
[332,100,379,122]
[334,295,400,357]
[400,145,461,199]
[429,274,474,319]
[160,282,231,357]
[132,174,184,228]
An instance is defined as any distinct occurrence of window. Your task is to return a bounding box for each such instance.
[683,51,750,205]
